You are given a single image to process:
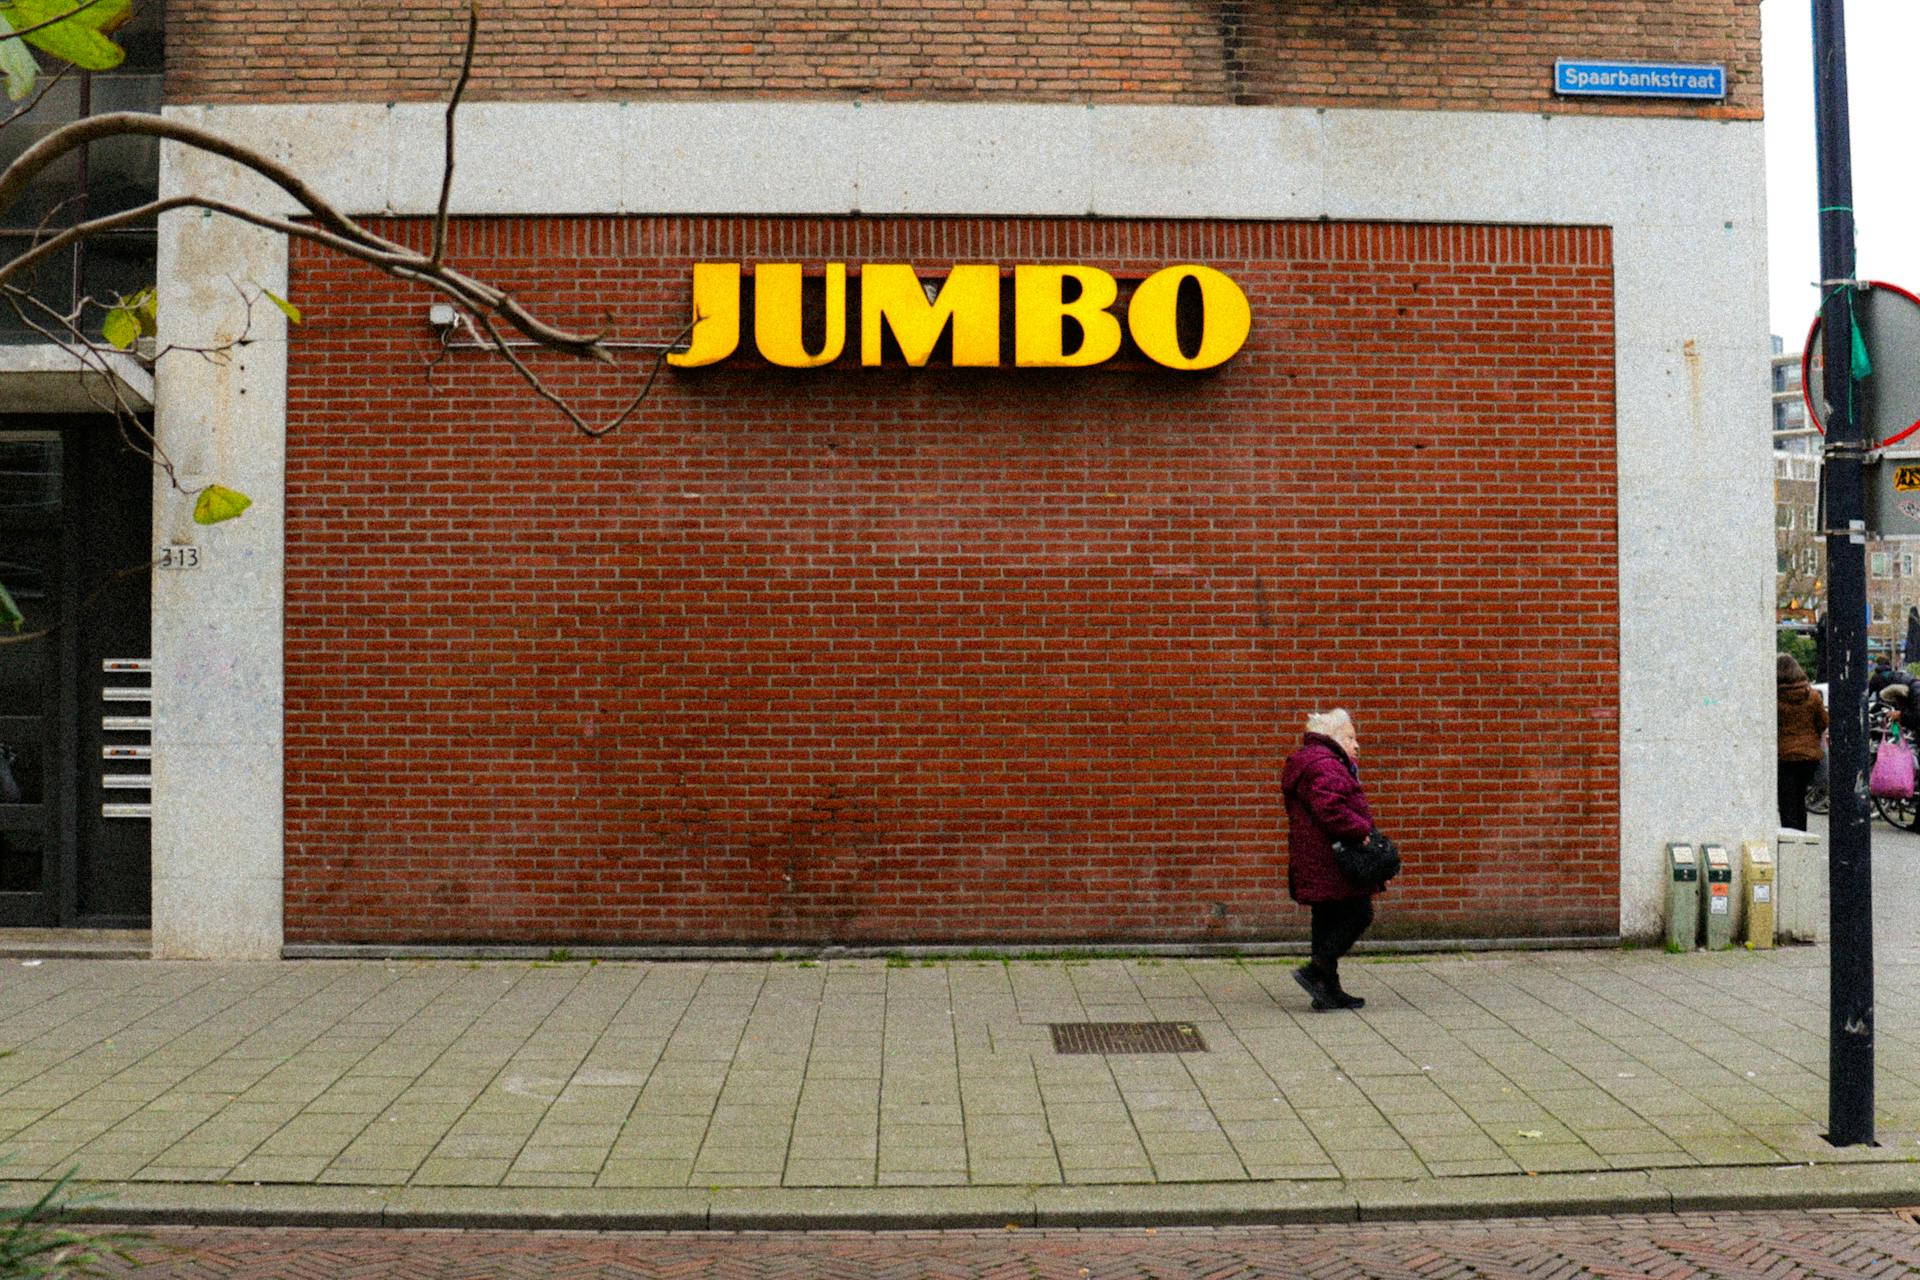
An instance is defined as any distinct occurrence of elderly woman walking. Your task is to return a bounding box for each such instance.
[1281,708,1384,1011]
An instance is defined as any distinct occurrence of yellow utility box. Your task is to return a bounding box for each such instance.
[1742,840,1775,949]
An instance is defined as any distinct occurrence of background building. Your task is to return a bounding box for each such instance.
[1772,333,1813,454]
[1775,449,1823,631]
[1,3,1775,955]
[1773,333,1823,646]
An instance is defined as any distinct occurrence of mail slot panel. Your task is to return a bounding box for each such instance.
[95,656,154,824]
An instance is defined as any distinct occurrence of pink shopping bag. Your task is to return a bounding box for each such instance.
[1870,728,1916,799]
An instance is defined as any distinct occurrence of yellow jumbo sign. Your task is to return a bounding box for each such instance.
[667,263,1251,370]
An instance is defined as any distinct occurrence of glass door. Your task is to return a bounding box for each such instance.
[0,432,66,925]
[0,422,153,927]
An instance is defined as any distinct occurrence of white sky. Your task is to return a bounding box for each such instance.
[1764,0,1920,341]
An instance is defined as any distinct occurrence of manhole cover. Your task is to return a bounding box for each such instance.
[1049,1022,1208,1054]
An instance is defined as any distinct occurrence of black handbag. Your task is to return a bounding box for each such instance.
[1331,829,1401,884]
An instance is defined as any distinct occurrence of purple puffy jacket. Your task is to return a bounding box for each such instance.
[1281,732,1380,904]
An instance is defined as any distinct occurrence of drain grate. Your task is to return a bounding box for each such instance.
[1049,1021,1208,1055]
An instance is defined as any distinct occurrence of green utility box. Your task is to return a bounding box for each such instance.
[1742,840,1775,949]
[1702,843,1734,950]
[1665,843,1699,952]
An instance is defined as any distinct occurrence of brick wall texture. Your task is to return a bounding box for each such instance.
[283,215,1619,946]
[168,1,1760,118]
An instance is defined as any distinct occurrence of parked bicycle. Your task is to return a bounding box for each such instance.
[1869,694,1920,830]
[1806,683,1831,817]
[1806,746,1829,816]
[1814,689,1920,828]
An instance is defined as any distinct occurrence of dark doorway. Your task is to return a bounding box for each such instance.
[0,418,151,926]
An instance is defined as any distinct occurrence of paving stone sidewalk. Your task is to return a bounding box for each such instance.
[0,945,1916,1220]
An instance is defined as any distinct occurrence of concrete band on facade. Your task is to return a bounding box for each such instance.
[0,348,153,415]
[152,102,1772,959]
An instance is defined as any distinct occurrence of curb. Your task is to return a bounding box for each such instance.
[279,937,1624,962]
[5,1164,1916,1231]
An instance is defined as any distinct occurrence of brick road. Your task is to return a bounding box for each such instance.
[84,1210,1920,1278]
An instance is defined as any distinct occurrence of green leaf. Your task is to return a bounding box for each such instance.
[261,287,301,325]
[191,484,252,525]
[2,0,132,72]
[101,305,137,349]
[0,579,22,632]
[0,30,38,100]
[129,285,156,334]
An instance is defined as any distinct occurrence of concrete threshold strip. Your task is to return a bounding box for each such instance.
[0,930,150,960]
[4,1164,1917,1232]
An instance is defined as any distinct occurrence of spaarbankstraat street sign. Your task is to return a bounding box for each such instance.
[1553,59,1727,99]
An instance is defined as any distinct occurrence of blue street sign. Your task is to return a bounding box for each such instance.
[1553,59,1726,100]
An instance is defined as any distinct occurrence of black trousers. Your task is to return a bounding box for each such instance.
[1778,758,1817,831]
[1310,898,1375,979]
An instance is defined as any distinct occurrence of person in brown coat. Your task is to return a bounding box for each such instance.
[1777,652,1828,830]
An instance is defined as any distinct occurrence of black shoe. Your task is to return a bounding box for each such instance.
[1292,964,1335,1011]
[1322,973,1365,1010]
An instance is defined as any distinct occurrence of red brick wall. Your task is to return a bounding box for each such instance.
[283,216,1619,946]
[169,0,1759,118]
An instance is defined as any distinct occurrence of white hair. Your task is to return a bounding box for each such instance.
[1304,708,1355,739]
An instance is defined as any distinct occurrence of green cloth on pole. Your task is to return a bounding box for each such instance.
[1852,314,1873,379]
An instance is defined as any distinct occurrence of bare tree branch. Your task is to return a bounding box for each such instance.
[0,113,408,261]
[0,184,624,374]
[0,56,76,130]
[3,285,173,473]
[430,0,478,269]
[0,0,688,454]
[7,194,417,287]
[0,110,637,364]
[0,0,713,652]
[472,309,697,438]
